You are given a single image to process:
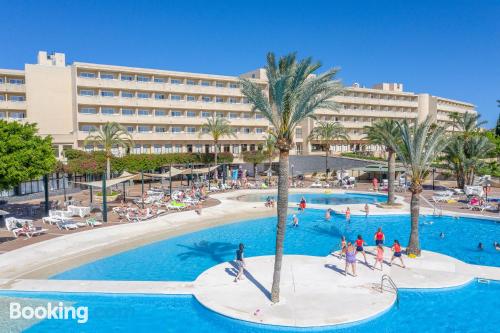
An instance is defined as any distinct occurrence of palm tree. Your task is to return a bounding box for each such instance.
[307,121,349,178]
[388,117,448,256]
[241,52,343,303]
[364,119,400,205]
[263,134,277,183]
[84,122,133,179]
[200,116,236,166]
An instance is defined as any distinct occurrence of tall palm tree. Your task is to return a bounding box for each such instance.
[241,52,343,303]
[263,134,277,183]
[363,119,400,205]
[388,117,448,256]
[307,121,349,178]
[84,122,133,179]
[200,116,236,166]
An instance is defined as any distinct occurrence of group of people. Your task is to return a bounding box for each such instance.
[340,228,406,276]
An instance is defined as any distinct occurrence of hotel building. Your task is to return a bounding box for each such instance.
[0,51,476,160]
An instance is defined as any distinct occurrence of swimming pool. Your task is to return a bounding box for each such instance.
[239,192,387,205]
[1,280,498,332]
[52,210,499,281]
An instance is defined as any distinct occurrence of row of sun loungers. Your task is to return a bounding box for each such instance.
[5,217,48,238]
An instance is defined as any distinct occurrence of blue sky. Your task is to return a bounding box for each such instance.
[1,0,498,126]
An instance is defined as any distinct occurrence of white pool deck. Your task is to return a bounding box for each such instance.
[0,188,499,328]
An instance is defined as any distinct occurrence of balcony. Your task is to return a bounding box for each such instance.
[0,83,26,93]
[0,100,27,110]
[77,131,266,142]
[335,95,418,108]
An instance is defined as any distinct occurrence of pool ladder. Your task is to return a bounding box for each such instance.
[381,274,399,308]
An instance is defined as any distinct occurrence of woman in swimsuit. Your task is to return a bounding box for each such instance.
[374,227,385,245]
[344,242,357,276]
[390,240,406,268]
[372,244,384,271]
[355,234,368,264]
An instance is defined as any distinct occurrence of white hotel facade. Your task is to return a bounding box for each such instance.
[0,51,476,160]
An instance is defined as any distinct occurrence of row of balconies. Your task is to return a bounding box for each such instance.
[334,95,419,108]
[77,131,266,141]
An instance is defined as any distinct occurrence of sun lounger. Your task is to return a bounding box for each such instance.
[56,221,78,230]
[167,201,187,211]
[310,181,322,188]
[14,227,48,238]
[86,217,103,227]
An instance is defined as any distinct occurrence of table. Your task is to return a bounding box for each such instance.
[67,206,91,218]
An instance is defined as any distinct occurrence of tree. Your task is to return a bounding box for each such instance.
[308,121,349,178]
[363,119,400,205]
[200,116,236,168]
[388,117,448,256]
[444,112,494,188]
[242,150,266,178]
[84,122,133,180]
[263,134,277,183]
[0,120,56,190]
[241,52,343,303]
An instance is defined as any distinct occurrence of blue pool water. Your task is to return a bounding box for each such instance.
[240,192,387,205]
[2,280,499,332]
[53,210,500,281]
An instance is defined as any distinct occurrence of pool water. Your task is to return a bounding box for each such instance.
[2,280,499,332]
[239,192,387,205]
[52,210,499,281]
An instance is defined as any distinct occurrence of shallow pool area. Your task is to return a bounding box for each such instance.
[1,280,498,332]
[238,192,387,205]
[52,209,499,281]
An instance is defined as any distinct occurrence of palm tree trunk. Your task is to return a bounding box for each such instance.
[325,147,329,178]
[106,157,111,180]
[407,186,421,256]
[387,150,395,205]
[268,156,272,185]
[271,149,289,303]
[214,141,218,166]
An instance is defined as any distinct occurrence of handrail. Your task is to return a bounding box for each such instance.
[381,274,399,308]
[420,194,442,216]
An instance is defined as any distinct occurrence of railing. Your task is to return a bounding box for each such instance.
[381,274,399,308]
[419,194,442,216]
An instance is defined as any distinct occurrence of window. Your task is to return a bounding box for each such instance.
[229,97,238,104]
[79,72,96,78]
[233,144,240,154]
[201,111,211,118]
[10,95,25,101]
[10,112,25,119]
[9,78,24,84]
[229,113,238,119]
[133,144,141,154]
[186,127,197,134]
[138,109,151,116]
[171,110,182,117]
[0,78,3,83]
[80,107,97,114]
[216,82,225,88]
[174,144,182,153]
[137,75,151,82]
[137,92,150,99]
[187,95,196,102]
[121,74,134,81]
[216,112,225,118]
[0,95,4,101]
[171,94,182,101]
[153,144,162,154]
[171,79,181,85]
[171,127,181,133]
[201,80,211,86]
[195,144,203,153]
[241,144,248,152]
[243,113,251,119]
[80,90,95,96]
[121,91,134,98]
[242,128,251,134]
[101,90,115,97]
[100,73,115,80]
[0,112,5,118]
[295,127,302,139]
[122,108,135,116]
[126,126,135,132]
[242,98,249,104]
[256,128,264,134]
[155,126,167,133]
[155,93,166,100]
[155,109,167,116]
[154,77,166,83]
[256,113,264,119]
[165,144,173,153]
[102,107,117,115]
[215,97,224,103]
[187,111,196,117]
[138,126,152,133]
[186,79,197,85]
[230,83,239,88]
[202,96,212,102]
[81,125,96,132]
[202,127,210,134]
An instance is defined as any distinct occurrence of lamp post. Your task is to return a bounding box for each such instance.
[62,173,67,203]
[432,167,436,191]
[43,174,49,216]
[102,172,107,223]
[169,165,172,195]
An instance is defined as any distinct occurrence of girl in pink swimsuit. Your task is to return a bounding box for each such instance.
[373,244,384,271]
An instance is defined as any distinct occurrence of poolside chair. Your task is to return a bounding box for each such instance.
[56,220,79,230]
[167,200,187,211]
[14,226,48,238]
[86,217,104,227]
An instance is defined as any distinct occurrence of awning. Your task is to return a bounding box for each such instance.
[143,167,185,179]
[70,171,139,188]
[181,165,219,175]
[352,164,407,173]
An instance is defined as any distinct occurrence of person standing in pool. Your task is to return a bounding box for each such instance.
[372,177,379,192]
[345,207,351,222]
[390,240,406,268]
[292,214,299,227]
[299,196,307,211]
[374,227,385,245]
[364,204,369,218]
[325,208,331,221]
[344,242,357,276]
[234,243,245,282]
[355,234,368,265]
